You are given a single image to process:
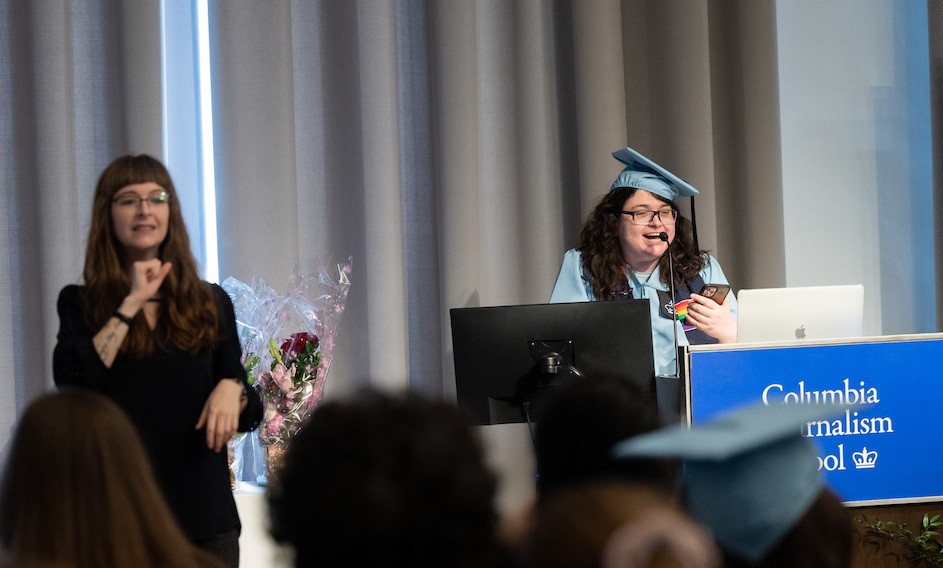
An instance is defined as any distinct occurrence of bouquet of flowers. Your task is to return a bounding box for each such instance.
[246,331,324,443]
[224,259,351,464]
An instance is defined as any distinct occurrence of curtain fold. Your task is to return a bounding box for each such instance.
[356,1,409,391]
[571,0,627,216]
[428,1,483,397]
[707,0,786,287]
[211,2,299,285]
[397,0,443,395]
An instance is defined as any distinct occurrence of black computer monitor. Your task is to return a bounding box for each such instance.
[450,300,656,425]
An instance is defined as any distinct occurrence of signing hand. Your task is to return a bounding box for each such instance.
[685,293,737,343]
[129,259,173,304]
[98,260,173,368]
[196,379,244,453]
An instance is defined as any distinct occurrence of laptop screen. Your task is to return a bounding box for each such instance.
[736,285,864,343]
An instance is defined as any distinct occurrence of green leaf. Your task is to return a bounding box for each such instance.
[269,338,282,366]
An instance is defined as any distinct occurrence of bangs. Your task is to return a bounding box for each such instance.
[99,155,173,197]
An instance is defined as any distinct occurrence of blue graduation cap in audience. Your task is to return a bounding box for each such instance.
[611,402,858,563]
[610,147,699,201]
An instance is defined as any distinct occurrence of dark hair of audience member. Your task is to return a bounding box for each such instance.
[0,389,222,568]
[268,389,500,568]
[532,375,675,500]
[518,480,721,568]
[721,488,853,568]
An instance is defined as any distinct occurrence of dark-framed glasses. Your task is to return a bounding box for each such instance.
[620,209,677,225]
[112,190,170,208]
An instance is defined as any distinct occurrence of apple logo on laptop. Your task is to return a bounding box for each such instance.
[795,325,806,339]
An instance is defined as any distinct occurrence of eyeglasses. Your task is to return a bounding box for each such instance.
[112,190,170,208]
[620,209,677,225]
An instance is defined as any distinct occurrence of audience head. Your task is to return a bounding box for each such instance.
[0,389,220,568]
[518,480,720,568]
[268,389,499,568]
[532,375,674,500]
[613,402,854,568]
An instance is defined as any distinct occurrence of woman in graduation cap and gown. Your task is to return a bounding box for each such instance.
[550,148,737,378]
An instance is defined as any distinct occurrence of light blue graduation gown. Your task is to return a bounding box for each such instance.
[549,249,738,377]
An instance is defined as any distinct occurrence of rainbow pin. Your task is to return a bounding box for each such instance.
[673,299,696,331]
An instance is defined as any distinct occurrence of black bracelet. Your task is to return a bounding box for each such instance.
[112,311,134,326]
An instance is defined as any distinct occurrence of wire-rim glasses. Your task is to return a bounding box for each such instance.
[112,190,170,208]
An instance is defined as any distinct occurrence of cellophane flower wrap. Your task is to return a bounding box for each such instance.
[223,259,351,449]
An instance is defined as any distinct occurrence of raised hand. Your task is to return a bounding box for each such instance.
[129,259,173,304]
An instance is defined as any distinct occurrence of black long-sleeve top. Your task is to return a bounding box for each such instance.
[53,283,262,541]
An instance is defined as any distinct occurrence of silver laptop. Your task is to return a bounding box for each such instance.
[736,285,864,343]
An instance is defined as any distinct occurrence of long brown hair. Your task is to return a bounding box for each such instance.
[578,187,706,300]
[82,154,218,356]
[0,390,222,567]
[519,481,720,568]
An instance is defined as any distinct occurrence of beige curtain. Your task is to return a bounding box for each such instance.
[208,0,788,398]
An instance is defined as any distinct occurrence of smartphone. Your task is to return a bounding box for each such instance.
[699,283,730,304]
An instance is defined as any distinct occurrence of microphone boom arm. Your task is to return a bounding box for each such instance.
[659,232,680,379]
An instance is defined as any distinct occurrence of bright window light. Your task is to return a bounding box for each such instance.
[196,0,219,283]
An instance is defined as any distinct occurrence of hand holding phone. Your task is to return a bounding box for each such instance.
[699,283,730,304]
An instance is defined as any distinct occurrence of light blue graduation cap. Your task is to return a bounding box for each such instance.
[610,147,699,201]
[611,402,857,563]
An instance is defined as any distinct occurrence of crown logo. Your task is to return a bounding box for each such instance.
[852,447,878,469]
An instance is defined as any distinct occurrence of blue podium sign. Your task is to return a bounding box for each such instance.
[685,334,943,506]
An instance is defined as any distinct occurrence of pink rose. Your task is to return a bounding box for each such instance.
[266,413,284,434]
[271,363,294,393]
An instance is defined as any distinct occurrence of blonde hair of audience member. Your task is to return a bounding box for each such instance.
[518,481,720,568]
[0,390,222,568]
